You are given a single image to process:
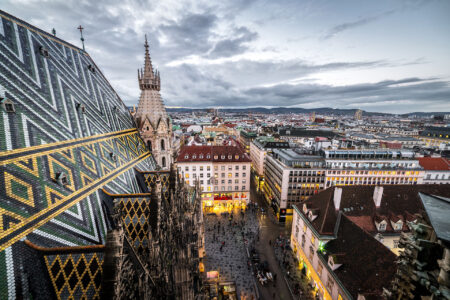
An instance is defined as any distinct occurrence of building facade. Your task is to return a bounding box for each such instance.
[176,145,251,210]
[249,136,289,191]
[263,149,325,222]
[323,149,424,188]
[264,149,425,222]
[134,37,173,169]
[418,157,450,184]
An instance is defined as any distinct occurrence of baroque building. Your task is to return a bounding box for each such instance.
[134,37,173,170]
[0,10,203,299]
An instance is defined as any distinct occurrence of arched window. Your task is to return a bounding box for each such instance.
[162,156,166,168]
[147,141,152,151]
[161,139,165,150]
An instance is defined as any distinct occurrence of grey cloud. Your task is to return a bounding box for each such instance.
[322,10,395,40]
[208,26,258,58]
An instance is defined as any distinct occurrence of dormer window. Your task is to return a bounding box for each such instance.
[207,155,211,159]
[199,154,204,159]
[378,222,386,231]
[39,46,50,58]
[109,152,117,162]
[87,64,96,73]
[228,155,232,159]
[393,221,403,231]
[185,155,189,159]
[193,155,197,159]
[221,155,225,159]
[1,99,15,113]
[235,155,239,160]
[77,103,86,114]
[55,172,68,186]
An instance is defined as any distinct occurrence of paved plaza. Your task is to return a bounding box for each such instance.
[204,205,260,299]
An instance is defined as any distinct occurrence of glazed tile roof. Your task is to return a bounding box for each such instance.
[176,145,251,163]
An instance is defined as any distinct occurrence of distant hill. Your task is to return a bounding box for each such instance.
[129,106,448,117]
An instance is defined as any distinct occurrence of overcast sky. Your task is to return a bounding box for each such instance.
[3,0,450,113]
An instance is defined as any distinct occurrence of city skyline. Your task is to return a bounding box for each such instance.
[2,0,450,113]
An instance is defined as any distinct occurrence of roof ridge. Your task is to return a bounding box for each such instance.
[319,187,335,233]
[0,9,84,52]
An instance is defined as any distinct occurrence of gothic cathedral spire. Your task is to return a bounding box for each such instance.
[134,36,172,170]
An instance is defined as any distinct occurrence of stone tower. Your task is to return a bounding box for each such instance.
[134,36,173,169]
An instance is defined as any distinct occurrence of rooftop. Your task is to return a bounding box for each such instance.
[176,145,251,163]
[300,185,450,236]
[418,157,450,171]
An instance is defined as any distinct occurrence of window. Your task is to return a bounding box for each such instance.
[193,166,196,171]
[311,235,315,246]
[242,173,246,177]
[326,275,334,292]
[235,173,239,177]
[200,173,204,178]
[207,166,211,171]
[228,179,232,184]
[193,173,197,178]
[185,174,189,178]
[228,186,232,191]
[215,166,218,171]
[185,166,189,171]
[393,239,400,248]
[2,99,15,113]
[221,180,225,184]
[317,262,323,277]
[235,166,239,170]
[214,186,218,191]
[207,173,211,178]
[162,156,166,168]
[235,186,239,190]
[200,166,204,171]
[221,173,225,178]
[56,172,68,186]
[221,166,225,171]
[228,166,232,170]
[160,139,165,150]
[378,222,386,231]
[200,180,204,184]
[242,186,245,190]
[242,179,246,184]
[228,173,232,178]
[235,179,239,183]
[243,165,246,170]
[221,186,225,191]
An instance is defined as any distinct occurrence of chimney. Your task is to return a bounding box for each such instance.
[373,186,383,207]
[334,187,343,210]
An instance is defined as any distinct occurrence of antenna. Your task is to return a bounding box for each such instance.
[77,25,85,51]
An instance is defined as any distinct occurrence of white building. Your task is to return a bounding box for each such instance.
[418,157,450,184]
[176,145,251,210]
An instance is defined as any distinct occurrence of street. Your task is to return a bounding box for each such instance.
[250,181,293,300]
[203,179,294,300]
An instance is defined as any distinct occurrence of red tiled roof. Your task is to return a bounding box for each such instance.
[418,157,450,171]
[176,145,251,163]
